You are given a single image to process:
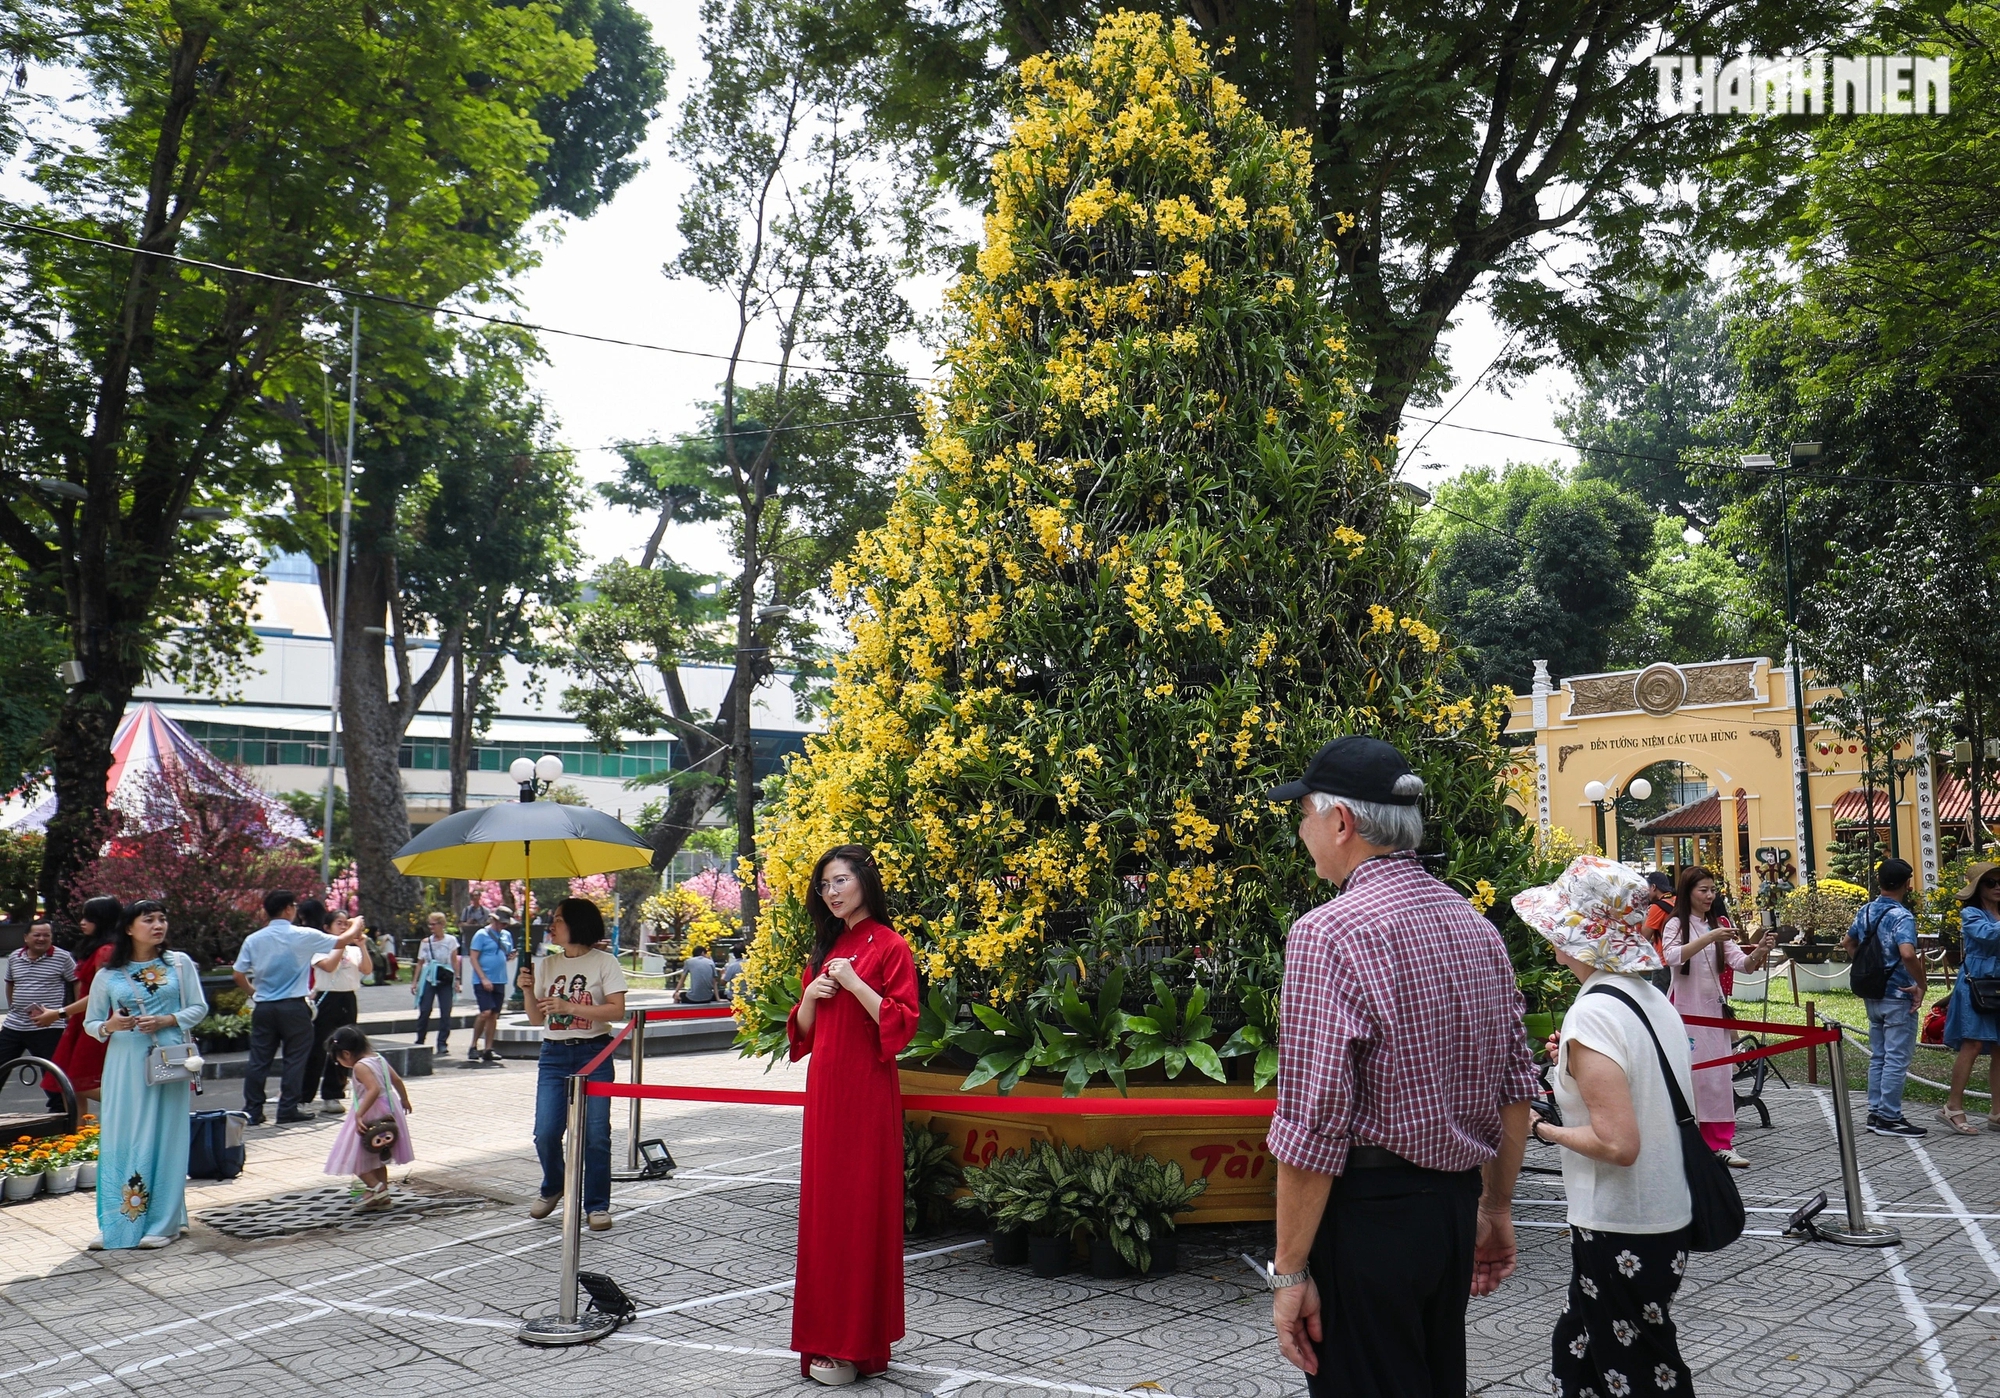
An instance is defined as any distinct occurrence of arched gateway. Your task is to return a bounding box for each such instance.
[1508,656,1954,899]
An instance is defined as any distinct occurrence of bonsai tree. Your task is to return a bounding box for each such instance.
[744,12,1532,1082]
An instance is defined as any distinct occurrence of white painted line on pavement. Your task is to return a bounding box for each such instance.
[1813,1093,1961,1398]
[631,1238,983,1317]
[28,1307,334,1398]
[1904,1136,2000,1287]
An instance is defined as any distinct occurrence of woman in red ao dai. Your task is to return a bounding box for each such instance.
[786,844,920,1386]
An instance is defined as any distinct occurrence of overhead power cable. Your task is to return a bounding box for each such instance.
[0,217,934,385]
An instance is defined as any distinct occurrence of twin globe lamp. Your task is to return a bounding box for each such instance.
[510,753,566,791]
[1582,776,1652,856]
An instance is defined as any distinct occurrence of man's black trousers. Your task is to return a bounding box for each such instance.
[242,997,314,1120]
[1306,1161,1482,1398]
[301,990,359,1103]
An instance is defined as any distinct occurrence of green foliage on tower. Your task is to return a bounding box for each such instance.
[744,12,1534,1087]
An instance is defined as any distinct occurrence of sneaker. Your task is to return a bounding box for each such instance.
[1869,1116,1928,1138]
[136,1234,173,1249]
[320,1100,345,1116]
[245,1114,267,1127]
[482,1050,503,1064]
[274,1112,313,1125]
[529,1195,561,1220]
[466,1047,482,1061]
[1718,1148,1751,1169]
[586,1211,613,1232]
[86,1232,104,1251]
[1865,1112,1884,1128]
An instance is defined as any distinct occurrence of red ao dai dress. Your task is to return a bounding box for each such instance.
[785,917,920,1376]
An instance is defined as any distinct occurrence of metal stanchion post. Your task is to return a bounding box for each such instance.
[613,1010,645,1180]
[1812,1009,1900,1247]
[519,1074,618,1344]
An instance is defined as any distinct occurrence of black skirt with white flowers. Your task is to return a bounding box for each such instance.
[1549,1226,1694,1398]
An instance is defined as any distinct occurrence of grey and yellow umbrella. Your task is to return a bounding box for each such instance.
[392,800,656,881]
[391,766,655,998]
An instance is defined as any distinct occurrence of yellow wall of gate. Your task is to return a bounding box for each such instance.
[1507,656,1933,895]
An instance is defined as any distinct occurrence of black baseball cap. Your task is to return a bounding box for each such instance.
[1267,736,1421,806]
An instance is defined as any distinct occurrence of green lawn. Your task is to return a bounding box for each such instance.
[1723,984,1993,1111]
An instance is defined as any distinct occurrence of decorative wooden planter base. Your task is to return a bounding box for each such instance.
[900,1066,1278,1223]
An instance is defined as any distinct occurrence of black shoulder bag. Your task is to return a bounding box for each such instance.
[1848,906,1891,1001]
[1584,983,1745,1253]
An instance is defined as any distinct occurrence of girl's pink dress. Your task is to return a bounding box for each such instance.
[323,1054,415,1175]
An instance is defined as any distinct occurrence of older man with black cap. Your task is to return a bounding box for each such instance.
[1260,735,1538,1398]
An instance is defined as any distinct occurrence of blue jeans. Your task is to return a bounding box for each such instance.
[1865,994,1918,1120]
[534,1037,613,1213]
[416,979,454,1049]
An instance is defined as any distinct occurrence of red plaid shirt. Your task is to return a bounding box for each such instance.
[1269,853,1539,1176]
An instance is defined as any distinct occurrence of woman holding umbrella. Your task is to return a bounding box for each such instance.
[519,897,626,1232]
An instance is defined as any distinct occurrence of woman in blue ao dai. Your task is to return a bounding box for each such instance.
[83,899,207,1250]
[1940,861,2000,1134]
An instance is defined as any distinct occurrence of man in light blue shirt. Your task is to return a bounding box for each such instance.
[1844,858,1928,1137]
[233,890,361,1124]
[467,911,514,1064]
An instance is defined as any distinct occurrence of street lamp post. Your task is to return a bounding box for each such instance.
[1583,778,1652,858]
[1744,441,1821,885]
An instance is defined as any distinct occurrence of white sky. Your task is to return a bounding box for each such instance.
[515,1,1579,579]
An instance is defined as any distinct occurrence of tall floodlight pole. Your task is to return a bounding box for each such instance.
[322,305,360,890]
[1748,442,1822,885]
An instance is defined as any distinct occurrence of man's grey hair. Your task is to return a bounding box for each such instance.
[1307,774,1426,851]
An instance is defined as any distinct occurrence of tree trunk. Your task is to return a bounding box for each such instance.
[39,679,131,920]
[734,561,761,943]
[336,528,422,946]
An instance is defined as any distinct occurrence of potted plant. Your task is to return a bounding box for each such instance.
[1011,1142,1088,1277]
[43,1135,81,1195]
[903,1121,962,1235]
[74,1120,99,1190]
[1129,1153,1208,1275]
[3,1138,47,1201]
[1075,1147,1141,1278]
[959,1150,1030,1264]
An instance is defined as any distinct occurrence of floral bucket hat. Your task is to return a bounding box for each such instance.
[1510,854,1663,974]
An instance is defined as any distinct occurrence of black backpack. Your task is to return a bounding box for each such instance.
[1848,905,1891,1001]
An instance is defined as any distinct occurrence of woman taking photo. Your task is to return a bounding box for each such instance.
[47,896,123,1109]
[82,899,207,1250]
[1939,861,2000,1134]
[1514,857,1697,1398]
[787,844,919,1387]
[1661,865,1774,1168]
[519,897,625,1232]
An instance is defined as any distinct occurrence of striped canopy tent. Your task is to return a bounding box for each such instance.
[1633,791,1748,878]
[3,702,311,842]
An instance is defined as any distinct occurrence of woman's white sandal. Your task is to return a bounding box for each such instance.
[809,1358,859,1386]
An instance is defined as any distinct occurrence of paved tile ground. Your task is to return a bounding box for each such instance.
[5,1042,2000,1398]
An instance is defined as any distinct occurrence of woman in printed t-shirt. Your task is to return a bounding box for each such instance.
[1513,856,1697,1398]
[518,897,626,1232]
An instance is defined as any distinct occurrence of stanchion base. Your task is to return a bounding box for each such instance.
[518,1314,621,1346]
[1811,1222,1903,1248]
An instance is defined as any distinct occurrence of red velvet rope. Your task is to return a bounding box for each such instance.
[567,1006,736,1078]
[581,1080,1278,1116]
[1675,1014,1840,1071]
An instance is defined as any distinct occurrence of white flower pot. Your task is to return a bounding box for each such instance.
[3,1172,41,1201]
[77,1161,97,1190]
[44,1164,80,1195]
[1789,961,1852,995]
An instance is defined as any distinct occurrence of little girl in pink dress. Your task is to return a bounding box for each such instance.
[322,1025,415,1210]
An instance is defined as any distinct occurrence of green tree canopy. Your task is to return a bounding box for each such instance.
[788,0,1851,435]
[1559,283,1741,526]
[1424,464,1655,689]
[0,0,595,917]
[746,15,1531,1081]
